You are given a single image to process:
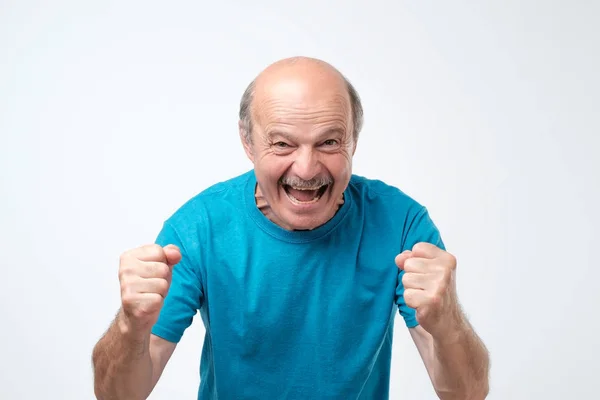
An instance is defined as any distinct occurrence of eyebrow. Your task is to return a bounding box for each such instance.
[267,128,346,142]
[267,130,295,142]
[321,128,345,138]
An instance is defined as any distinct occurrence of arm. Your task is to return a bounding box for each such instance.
[92,219,203,398]
[410,317,489,399]
[92,242,184,400]
[92,309,176,400]
[396,243,490,399]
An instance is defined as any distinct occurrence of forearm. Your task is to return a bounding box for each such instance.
[92,310,154,400]
[430,314,490,400]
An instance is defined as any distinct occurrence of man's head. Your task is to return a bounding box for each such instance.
[238,56,363,231]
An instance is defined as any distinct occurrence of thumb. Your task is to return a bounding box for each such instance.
[394,250,412,270]
[163,245,182,267]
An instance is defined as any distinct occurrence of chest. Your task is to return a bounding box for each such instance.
[201,232,401,350]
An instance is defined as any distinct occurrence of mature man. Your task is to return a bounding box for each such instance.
[92,57,490,399]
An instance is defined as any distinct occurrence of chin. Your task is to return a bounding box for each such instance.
[288,218,325,231]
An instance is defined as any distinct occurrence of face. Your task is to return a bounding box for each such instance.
[241,75,356,231]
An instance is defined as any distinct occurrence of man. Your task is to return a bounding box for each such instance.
[92,56,490,399]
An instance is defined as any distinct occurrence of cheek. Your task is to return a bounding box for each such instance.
[325,153,353,178]
[257,155,289,182]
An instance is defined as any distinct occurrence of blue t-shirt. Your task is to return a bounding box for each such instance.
[152,170,445,399]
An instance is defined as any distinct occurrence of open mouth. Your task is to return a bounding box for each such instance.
[283,184,329,205]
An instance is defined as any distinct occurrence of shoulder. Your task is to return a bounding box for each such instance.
[161,170,252,229]
[347,174,443,248]
[348,174,424,213]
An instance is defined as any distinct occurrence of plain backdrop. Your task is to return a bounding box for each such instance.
[1,1,598,399]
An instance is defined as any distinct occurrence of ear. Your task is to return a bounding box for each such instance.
[239,121,254,162]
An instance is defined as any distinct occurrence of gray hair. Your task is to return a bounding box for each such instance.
[238,76,364,144]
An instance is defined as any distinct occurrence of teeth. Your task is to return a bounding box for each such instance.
[287,193,322,204]
[290,185,325,191]
[283,183,328,205]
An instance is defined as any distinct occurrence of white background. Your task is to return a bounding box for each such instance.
[1,1,599,399]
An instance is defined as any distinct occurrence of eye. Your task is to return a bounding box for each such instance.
[322,139,339,146]
[274,142,289,148]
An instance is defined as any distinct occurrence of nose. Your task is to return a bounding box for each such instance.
[292,147,321,181]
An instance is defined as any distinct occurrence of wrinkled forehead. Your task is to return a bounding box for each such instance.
[252,73,352,129]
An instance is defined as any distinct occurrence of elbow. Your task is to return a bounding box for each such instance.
[470,388,489,400]
[94,387,105,400]
[477,382,490,399]
[465,382,490,400]
[472,365,490,399]
[92,354,106,399]
[93,376,106,400]
[92,369,108,400]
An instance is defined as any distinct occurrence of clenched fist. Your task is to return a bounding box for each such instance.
[395,242,460,338]
[118,244,182,336]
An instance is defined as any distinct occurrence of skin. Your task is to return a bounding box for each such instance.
[239,57,356,231]
[92,245,181,400]
[397,244,490,399]
[239,57,490,398]
[92,57,489,400]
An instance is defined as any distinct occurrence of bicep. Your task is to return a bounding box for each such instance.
[149,334,177,389]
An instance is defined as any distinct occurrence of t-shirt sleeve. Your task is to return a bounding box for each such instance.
[395,206,446,328]
[150,221,204,343]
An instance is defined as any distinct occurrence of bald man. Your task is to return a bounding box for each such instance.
[92,57,490,400]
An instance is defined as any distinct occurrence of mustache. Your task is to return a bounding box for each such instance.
[279,175,332,188]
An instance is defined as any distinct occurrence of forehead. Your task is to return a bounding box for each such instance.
[253,74,352,128]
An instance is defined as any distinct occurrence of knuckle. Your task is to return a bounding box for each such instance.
[145,262,169,279]
[437,276,447,290]
[402,272,413,287]
[146,244,166,260]
[121,246,146,262]
[157,279,170,294]
[447,254,457,269]
[119,277,131,292]
[119,254,132,272]
[412,242,427,253]
[119,262,133,276]
[119,263,139,282]
[440,267,453,283]
[121,291,135,308]
[157,263,171,279]
[120,277,140,298]
[444,270,453,284]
